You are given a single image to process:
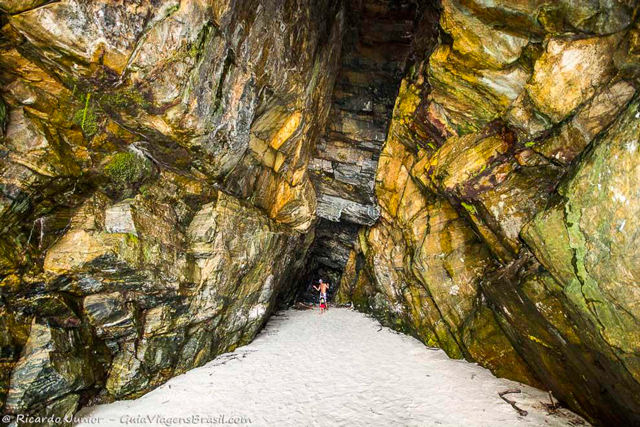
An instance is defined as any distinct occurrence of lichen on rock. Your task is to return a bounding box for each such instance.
[0,0,343,419]
[1,0,640,425]
[330,1,640,425]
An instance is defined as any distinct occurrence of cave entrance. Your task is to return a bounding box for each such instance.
[296,0,432,303]
[296,219,361,303]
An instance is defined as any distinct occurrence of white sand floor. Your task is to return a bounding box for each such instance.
[76,307,589,427]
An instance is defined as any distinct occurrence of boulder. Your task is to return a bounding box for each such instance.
[458,0,634,35]
[428,44,530,133]
[4,321,101,413]
[522,98,640,389]
[441,0,529,69]
[534,81,635,164]
[7,1,173,77]
[83,292,135,339]
[526,34,621,123]
[0,309,30,410]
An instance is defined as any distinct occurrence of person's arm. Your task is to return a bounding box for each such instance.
[313,285,319,291]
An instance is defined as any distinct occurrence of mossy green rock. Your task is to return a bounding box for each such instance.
[529,98,640,350]
[104,151,154,187]
[521,99,640,424]
[71,94,100,137]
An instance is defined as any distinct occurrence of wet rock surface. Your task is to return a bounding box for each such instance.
[303,0,419,294]
[1,0,640,426]
[330,1,640,426]
[0,0,342,422]
[311,0,417,226]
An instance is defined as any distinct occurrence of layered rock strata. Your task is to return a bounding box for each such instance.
[335,1,640,426]
[2,0,640,426]
[303,0,420,291]
[0,0,344,422]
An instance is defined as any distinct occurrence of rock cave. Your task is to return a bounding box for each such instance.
[1,0,640,426]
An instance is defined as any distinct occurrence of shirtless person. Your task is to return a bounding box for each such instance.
[313,279,329,311]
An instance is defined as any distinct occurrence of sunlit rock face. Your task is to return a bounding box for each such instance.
[335,1,640,426]
[0,0,342,421]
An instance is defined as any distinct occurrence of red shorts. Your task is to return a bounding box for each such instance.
[320,304,326,309]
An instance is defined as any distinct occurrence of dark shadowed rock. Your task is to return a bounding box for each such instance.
[5,321,102,413]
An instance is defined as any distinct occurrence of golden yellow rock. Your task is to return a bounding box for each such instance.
[270,111,302,150]
[44,230,113,275]
[441,0,529,69]
[426,134,510,193]
[428,44,530,133]
[526,34,620,123]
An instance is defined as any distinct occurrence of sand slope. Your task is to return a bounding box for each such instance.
[76,308,588,427]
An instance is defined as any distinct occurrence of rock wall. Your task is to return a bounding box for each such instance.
[338,1,640,426]
[311,0,418,226]
[0,0,344,422]
[3,0,640,426]
[301,0,420,293]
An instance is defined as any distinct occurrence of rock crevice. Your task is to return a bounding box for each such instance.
[2,0,640,426]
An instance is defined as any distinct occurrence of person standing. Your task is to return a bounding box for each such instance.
[313,279,329,311]
[319,297,327,314]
